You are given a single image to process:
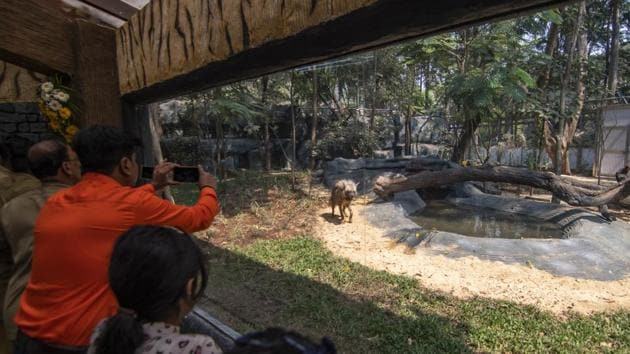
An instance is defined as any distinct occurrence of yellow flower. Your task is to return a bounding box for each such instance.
[46,110,58,120]
[49,119,60,131]
[59,107,72,120]
[66,124,79,137]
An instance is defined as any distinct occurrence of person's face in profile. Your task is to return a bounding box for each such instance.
[64,146,82,184]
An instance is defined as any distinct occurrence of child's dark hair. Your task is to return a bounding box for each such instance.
[227,328,336,354]
[94,225,208,354]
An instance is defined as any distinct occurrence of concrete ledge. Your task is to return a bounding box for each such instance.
[362,191,630,281]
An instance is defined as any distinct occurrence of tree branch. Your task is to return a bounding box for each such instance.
[374,164,629,207]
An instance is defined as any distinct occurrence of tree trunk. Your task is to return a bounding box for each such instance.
[594,0,622,180]
[374,163,630,209]
[148,103,174,203]
[451,110,481,163]
[562,11,588,174]
[535,22,559,173]
[404,113,412,156]
[260,76,272,171]
[392,113,401,156]
[404,67,416,156]
[424,61,431,110]
[309,69,318,170]
[544,2,585,187]
[370,51,377,132]
[537,21,560,90]
[290,71,297,190]
[607,0,621,97]
[213,91,225,178]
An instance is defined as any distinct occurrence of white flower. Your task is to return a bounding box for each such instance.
[41,93,51,101]
[48,100,62,111]
[41,82,54,93]
[54,91,70,102]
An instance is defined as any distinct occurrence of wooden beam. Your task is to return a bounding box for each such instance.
[0,61,46,103]
[0,0,75,75]
[73,20,123,127]
[117,0,573,103]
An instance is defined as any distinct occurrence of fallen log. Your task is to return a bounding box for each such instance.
[374,165,630,208]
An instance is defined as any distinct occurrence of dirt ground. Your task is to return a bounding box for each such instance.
[315,197,630,316]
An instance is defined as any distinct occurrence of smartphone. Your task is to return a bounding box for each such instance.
[141,166,199,183]
[173,166,200,183]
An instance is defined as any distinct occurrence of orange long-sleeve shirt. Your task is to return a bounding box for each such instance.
[15,173,219,347]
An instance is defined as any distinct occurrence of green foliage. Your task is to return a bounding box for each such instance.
[541,9,564,25]
[160,137,205,165]
[314,115,390,159]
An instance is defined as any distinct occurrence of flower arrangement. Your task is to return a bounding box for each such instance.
[37,79,80,143]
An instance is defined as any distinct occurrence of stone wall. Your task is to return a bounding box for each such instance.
[0,102,56,143]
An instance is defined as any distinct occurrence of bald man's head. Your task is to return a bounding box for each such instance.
[28,140,82,184]
[28,140,69,180]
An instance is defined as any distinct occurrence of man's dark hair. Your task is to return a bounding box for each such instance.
[28,140,69,180]
[93,225,208,354]
[3,136,33,173]
[72,125,142,174]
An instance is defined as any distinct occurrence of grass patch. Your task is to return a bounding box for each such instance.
[201,237,629,353]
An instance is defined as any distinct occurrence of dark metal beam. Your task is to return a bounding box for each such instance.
[81,0,139,20]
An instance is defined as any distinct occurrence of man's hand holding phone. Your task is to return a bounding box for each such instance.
[198,165,217,191]
[150,161,180,191]
[142,163,217,190]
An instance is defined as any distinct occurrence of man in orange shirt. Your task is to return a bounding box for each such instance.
[14,125,220,353]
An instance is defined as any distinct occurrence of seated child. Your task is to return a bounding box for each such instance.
[88,225,221,354]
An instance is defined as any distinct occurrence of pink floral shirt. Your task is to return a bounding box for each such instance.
[88,321,222,354]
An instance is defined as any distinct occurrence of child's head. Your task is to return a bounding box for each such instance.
[93,225,208,354]
[109,225,208,320]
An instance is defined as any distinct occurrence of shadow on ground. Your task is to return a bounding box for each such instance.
[197,242,472,354]
[320,212,344,225]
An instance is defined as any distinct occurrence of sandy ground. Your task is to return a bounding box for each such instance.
[315,201,630,316]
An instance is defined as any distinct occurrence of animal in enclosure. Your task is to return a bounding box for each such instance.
[330,179,357,223]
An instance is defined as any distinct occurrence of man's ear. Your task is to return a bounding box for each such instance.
[119,156,134,176]
[61,161,73,176]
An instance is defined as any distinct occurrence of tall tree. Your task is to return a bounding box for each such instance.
[310,69,318,170]
[607,0,621,96]
[543,1,587,177]
[260,76,272,171]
